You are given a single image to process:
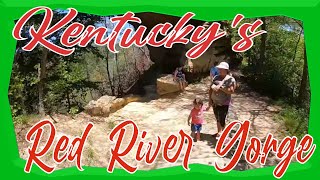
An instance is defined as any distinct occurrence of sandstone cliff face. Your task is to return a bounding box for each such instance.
[131,12,237,74]
[185,37,234,73]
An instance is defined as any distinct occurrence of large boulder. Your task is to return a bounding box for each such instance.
[84,95,141,117]
[157,74,186,95]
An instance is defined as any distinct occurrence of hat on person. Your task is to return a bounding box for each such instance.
[216,62,229,70]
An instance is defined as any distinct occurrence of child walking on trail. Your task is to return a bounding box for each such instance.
[187,98,209,142]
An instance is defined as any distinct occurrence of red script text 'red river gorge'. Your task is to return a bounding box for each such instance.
[24,120,316,178]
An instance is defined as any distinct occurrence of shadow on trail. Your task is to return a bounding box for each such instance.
[200,133,218,148]
[199,131,251,171]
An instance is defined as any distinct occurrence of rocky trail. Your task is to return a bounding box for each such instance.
[14,76,287,171]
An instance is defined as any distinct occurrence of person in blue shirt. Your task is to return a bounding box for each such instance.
[210,61,219,80]
[174,66,186,91]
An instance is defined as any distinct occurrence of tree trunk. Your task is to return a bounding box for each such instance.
[258,17,267,74]
[112,56,116,95]
[85,60,93,99]
[298,45,308,105]
[104,16,116,96]
[38,48,48,116]
[292,28,302,62]
[66,89,71,111]
[114,53,123,97]
[105,51,115,96]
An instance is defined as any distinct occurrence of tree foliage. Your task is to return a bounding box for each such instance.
[229,16,310,137]
[9,10,153,120]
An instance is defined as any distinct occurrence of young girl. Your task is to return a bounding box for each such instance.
[174,66,186,91]
[187,98,208,142]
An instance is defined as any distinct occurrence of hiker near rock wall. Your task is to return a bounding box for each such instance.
[173,66,187,91]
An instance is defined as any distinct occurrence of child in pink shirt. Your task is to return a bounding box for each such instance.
[187,98,209,142]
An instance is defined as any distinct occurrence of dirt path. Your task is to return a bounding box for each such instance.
[14,77,286,171]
